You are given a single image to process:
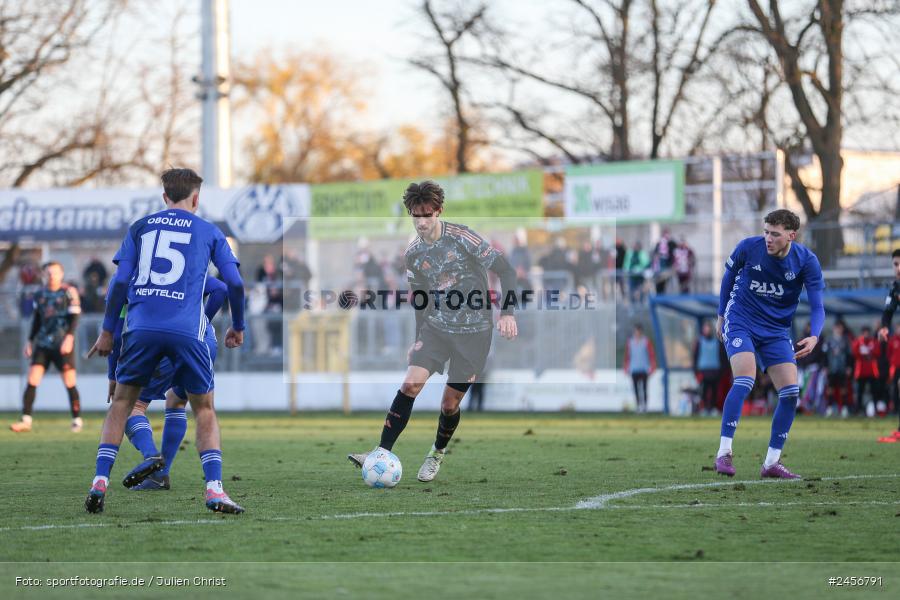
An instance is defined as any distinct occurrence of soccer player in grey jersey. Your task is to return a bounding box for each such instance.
[349,181,518,482]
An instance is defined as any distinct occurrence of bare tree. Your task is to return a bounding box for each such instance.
[408,0,495,173]
[468,0,721,163]
[719,0,900,266]
[0,0,200,283]
[0,0,123,282]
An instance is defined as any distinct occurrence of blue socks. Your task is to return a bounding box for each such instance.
[125,415,159,459]
[160,408,188,475]
[769,385,800,450]
[199,449,222,482]
[95,444,119,479]
[720,376,755,438]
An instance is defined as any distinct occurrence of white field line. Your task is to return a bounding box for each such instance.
[574,472,900,509]
[3,474,898,532]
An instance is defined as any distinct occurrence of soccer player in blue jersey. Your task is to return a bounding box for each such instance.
[714,209,825,479]
[107,274,227,491]
[84,168,246,514]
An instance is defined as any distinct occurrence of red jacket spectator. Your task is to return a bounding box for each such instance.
[852,332,881,379]
[888,335,900,378]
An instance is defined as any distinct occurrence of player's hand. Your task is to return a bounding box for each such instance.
[407,340,423,364]
[497,315,518,339]
[87,330,113,358]
[23,341,32,358]
[793,335,819,360]
[878,326,889,342]
[225,328,244,348]
[60,334,74,356]
[715,315,724,343]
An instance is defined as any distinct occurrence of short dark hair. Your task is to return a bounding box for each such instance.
[41,261,62,271]
[403,180,444,214]
[764,209,800,231]
[862,325,872,334]
[892,248,900,259]
[161,168,203,203]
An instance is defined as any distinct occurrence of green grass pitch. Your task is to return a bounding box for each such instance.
[1,412,898,598]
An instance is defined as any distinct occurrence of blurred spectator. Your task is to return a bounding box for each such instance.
[624,241,650,304]
[358,249,386,290]
[83,258,108,288]
[888,324,900,416]
[693,320,721,415]
[673,239,696,294]
[256,254,284,310]
[651,228,676,295]
[18,261,41,318]
[256,254,283,353]
[509,236,532,292]
[81,257,109,313]
[614,238,627,299]
[574,241,600,293]
[623,323,656,413]
[247,283,271,355]
[797,323,826,413]
[539,238,572,292]
[822,321,853,417]
[281,251,312,310]
[852,326,881,416]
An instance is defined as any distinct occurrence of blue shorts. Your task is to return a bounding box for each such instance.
[723,321,795,371]
[116,330,216,395]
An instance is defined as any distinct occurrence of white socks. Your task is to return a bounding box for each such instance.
[92,476,108,487]
[717,436,733,458]
[206,480,224,494]
[21,415,33,425]
[764,447,782,468]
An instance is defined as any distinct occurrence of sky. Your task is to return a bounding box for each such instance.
[230,0,457,131]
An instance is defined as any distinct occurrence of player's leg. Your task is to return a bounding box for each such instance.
[175,335,241,513]
[349,325,447,467]
[189,391,242,514]
[759,361,801,478]
[158,387,188,478]
[10,363,45,432]
[123,360,177,488]
[416,328,492,482]
[58,352,82,432]
[85,382,141,513]
[417,382,466,483]
[349,365,432,468]
[715,342,757,476]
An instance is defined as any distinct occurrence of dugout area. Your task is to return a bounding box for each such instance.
[649,289,888,413]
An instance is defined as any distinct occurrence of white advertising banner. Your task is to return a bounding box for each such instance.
[564,160,684,223]
[0,184,310,243]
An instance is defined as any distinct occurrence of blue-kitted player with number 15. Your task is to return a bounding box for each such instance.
[85,168,246,514]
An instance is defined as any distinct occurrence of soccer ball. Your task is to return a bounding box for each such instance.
[361,450,402,488]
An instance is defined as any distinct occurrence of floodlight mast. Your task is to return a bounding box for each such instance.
[196,0,232,188]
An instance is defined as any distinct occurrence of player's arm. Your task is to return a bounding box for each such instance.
[25,304,41,357]
[88,258,135,358]
[716,241,746,341]
[488,253,518,339]
[211,230,246,348]
[61,286,81,355]
[880,284,898,341]
[795,256,825,360]
[203,275,228,322]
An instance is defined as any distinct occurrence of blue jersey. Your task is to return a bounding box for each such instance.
[722,236,824,332]
[113,208,238,340]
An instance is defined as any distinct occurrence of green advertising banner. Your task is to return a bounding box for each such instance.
[310,170,543,238]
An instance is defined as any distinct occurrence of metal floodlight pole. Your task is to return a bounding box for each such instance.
[197,0,232,188]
